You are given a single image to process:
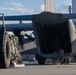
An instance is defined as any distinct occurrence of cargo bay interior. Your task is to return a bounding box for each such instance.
[33,13,71,54]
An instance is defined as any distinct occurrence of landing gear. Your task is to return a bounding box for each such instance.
[36,54,46,65]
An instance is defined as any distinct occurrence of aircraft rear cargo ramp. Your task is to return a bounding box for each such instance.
[32,12,76,64]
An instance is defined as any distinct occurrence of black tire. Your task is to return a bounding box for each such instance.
[61,59,70,65]
[0,28,10,68]
[74,57,76,62]
[36,54,46,65]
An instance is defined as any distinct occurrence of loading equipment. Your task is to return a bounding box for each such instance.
[0,14,21,68]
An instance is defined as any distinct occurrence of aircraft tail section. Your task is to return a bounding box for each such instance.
[32,12,76,57]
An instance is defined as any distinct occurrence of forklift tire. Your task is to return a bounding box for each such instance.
[36,54,46,65]
[0,28,10,68]
[74,57,76,62]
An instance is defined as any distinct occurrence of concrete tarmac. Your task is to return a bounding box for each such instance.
[0,62,76,75]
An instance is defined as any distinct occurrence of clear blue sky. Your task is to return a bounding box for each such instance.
[0,0,71,15]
